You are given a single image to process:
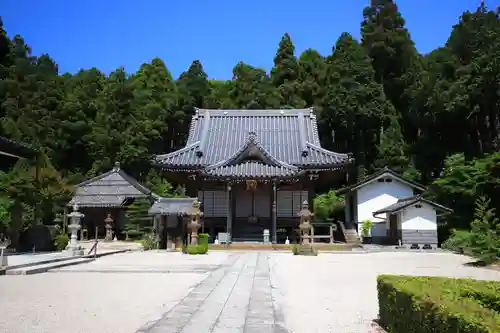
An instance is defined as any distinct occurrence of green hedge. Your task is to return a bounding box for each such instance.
[182,233,209,255]
[54,233,69,251]
[377,275,500,333]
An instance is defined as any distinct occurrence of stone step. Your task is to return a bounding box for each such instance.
[6,257,94,275]
[295,244,318,256]
[339,223,361,245]
[5,255,80,271]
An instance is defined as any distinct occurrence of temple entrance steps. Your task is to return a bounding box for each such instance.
[232,221,270,243]
[339,222,361,245]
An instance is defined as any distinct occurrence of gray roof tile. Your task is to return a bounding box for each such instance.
[203,161,299,178]
[372,196,453,216]
[155,108,352,172]
[338,167,426,194]
[149,197,197,215]
[69,162,155,208]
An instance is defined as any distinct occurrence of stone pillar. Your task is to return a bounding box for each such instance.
[66,203,84,256]
[272,181,277,244]
[104,213,114,241]
[226,183,232,243]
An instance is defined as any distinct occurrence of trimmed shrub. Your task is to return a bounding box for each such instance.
[198,233,209,254]
[182,234,209,255]
[54,233,69,251]
[377,275,500,333]
[138,233,157,251]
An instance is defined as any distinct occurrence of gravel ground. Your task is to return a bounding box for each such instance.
[0,251,231,333]
[269,251,500,333]
[1,250,500,333]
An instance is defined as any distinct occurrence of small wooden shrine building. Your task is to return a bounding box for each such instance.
[153,108,353,243]
[148,197,198,249]
[68,162,156,239]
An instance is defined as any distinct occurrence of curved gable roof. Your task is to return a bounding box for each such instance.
[69,162,156,208]
[154,108,353,170]
[338,167,426,195]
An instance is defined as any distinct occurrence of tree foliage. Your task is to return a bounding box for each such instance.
[0,3,498,247]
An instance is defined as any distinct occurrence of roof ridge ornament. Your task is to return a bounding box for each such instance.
[196,110,211,158]
[247,131,258,143]
[297,112,309,157]
[113,161,120,171]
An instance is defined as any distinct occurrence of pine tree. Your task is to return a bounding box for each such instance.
[125,197,153,238]
[361,0,419,111]
[469,196,500,264]
[374,116,411,174]
[270,33,305,108]
[176,60,210,148]
[321,33,393,173]
[298,49,326,108]
[230,62,279,109]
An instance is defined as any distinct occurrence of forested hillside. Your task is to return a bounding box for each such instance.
[0,2,499,245]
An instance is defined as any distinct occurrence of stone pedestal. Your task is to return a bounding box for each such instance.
[65,203,84,256]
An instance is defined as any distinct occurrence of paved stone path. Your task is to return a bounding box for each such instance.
[137,252,286,333]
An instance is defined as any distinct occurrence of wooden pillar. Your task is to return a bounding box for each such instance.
[307,175,316,213]
[344,193,351,226]
[226,182,232,243]
[330,225,334,244]
[33,153,40,225]
[272,181,277,244]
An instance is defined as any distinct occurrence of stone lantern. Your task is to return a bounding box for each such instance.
[104,213,114,241]
[66,203,84,256]
[187,198,203,245]
[298,200,314,245]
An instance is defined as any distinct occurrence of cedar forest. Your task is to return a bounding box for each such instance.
[0,2,499,256]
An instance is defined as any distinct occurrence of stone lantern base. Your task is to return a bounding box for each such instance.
[293,244,318,256]
[65,246,84,257]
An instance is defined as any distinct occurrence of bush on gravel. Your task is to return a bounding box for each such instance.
[54,233,69,251]
[138,233,157,251]
[182,233,209,255]
[377,275,500,333]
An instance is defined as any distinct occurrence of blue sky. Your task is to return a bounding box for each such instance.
[2,0,495,80]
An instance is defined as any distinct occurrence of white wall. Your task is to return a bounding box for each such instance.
[356,177,414,224]
[401,202,437,230]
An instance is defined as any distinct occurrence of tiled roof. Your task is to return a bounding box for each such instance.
[203,161,299,178]
[154,108,352,172]
[338,167,426,194]
[372,196,453,216]
[70,195,127,208]
[148,197,197,215]
[69,162,155,208]
[200,131,300,179]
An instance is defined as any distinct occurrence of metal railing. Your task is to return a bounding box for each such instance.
[86,226,99,259]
